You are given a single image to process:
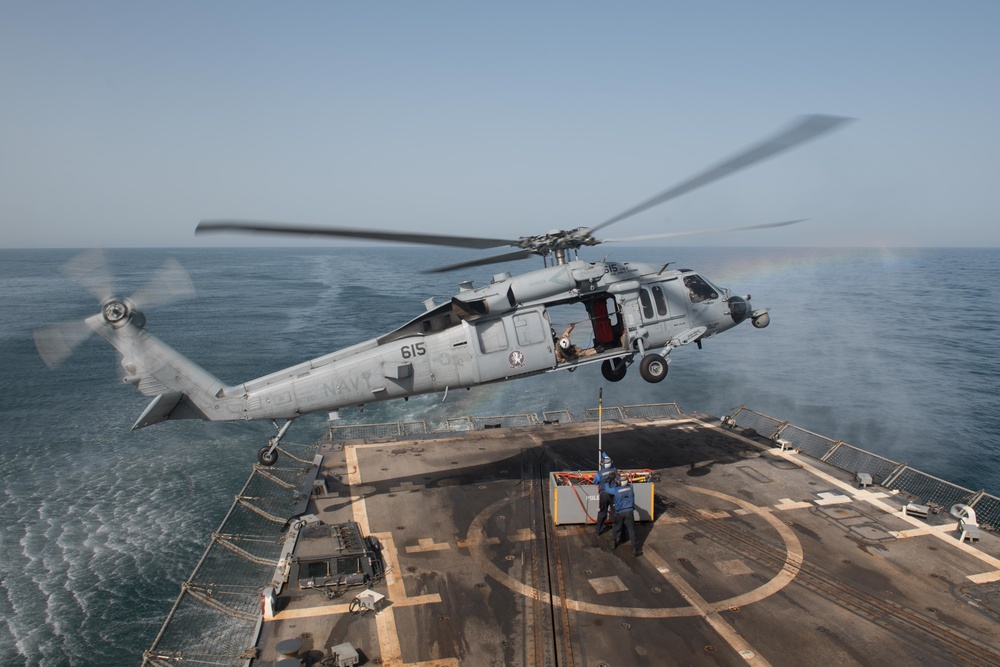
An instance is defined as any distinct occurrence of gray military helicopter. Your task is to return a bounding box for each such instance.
[35,115,849,466]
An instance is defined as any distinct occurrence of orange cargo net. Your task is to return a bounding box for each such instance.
[551,469,654,486]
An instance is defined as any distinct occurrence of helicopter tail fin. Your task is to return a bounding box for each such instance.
[33,251,244,429]
[90,317,243,430]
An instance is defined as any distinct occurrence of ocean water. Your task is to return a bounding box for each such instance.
[1,246,999,665]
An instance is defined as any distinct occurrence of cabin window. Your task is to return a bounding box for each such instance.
[513,312,546,346]
[477,319,508,354]
[651,285,668,316]
[639,289,655,320]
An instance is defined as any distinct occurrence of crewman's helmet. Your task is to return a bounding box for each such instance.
[559,337,571,350]
[601,454,613,469]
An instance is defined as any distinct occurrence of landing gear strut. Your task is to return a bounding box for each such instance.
[258,419,295,466]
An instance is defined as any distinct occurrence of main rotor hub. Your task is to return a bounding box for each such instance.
[516,228,600,263]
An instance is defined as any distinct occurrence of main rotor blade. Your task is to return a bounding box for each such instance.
[586,115,852,237]
[34,318,94,369]
[60,248,113,303]
[604,219,807,243]
[197,220,519,250]
[424,249,537,274]
[129,258,196,311]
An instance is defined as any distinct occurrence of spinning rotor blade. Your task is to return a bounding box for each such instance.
[424,249,537,274]
[60,248,114,303]
[604,219,807,243]
[585,115,852,237]
[197,220,518,250]
[34,318,95,369]
[129,258,196,311]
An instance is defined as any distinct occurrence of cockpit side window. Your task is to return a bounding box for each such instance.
[683,275,719,303]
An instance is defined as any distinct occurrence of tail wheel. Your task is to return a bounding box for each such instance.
[601,359,627,382]
[639,354,668,383]
[257,446,278,466]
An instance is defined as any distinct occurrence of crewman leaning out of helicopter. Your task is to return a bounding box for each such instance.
[609,475,642,557]
[554,322,597,363]
[594,454,617,536]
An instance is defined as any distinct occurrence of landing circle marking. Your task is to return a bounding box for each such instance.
[465,485,803,618]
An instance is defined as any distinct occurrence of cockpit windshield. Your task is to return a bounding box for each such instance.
[683,274,719,303]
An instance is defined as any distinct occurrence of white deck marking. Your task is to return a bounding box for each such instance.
[814,491,852,506]
[588,575,628,595]
[646,546,773,666]
[774,498,812,511]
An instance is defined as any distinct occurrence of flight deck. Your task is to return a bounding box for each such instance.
[143,406,1000,667]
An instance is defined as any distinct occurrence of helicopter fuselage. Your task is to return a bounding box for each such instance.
[92,258,769,432]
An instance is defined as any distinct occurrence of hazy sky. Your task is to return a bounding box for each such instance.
[2,2,998,249]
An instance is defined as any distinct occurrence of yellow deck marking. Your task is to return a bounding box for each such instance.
[966,571,1000,584]
[405,537,451,553]
[268,592,443,621]
[342,445,450,666]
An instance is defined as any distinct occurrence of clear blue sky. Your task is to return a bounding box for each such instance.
[2,1,998,248]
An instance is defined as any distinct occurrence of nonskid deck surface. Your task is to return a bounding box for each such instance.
[256,415,1000,666]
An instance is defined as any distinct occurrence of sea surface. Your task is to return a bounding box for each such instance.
[2,246,999,665]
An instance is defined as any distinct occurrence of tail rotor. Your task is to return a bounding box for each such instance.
[33,250,195,369]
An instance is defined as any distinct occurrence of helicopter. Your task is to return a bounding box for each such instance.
[34,115,850,466]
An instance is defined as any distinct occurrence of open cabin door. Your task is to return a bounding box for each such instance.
[471,306,553,382]
[586,294,624,351]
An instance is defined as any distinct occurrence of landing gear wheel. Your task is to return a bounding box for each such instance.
[639,354,668,383]
[257,446,278,467]
[601,359,627,382]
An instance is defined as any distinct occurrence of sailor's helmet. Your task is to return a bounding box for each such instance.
[559,337,571,350]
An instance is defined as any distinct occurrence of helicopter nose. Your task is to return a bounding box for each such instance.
[728,295,749,324]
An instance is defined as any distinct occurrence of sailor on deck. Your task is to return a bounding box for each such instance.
[610,477,641,557]
[594,454,617,536]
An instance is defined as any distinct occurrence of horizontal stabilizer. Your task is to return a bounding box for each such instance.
[132,392,184,430]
